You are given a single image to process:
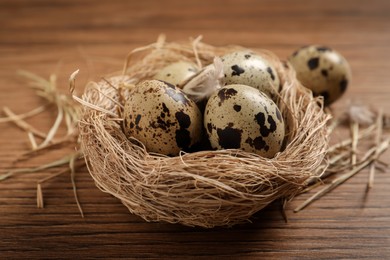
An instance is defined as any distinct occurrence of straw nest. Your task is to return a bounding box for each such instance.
[77,37,331,228]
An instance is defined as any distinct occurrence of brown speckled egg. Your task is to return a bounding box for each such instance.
[221,51,281,101]
[154,61,198,88]
[288,45,352,106]
[204,84,285,158]
[123,80,202,156]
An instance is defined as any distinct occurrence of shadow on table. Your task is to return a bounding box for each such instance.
[146,201,289,258]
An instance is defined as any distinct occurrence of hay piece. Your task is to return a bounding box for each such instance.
[368,109,384,189]
[294,138,389,212]
[78,38,330,228]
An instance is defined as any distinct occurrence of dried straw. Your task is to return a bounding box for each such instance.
[1,71,84,216]
[77,38,330,228]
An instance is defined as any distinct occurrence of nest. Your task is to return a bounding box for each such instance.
[77,37,330,228]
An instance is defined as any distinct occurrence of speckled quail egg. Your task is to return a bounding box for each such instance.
[288,45,352,106]
[123,80,203,156]
[154,61,198,88]
[221,51,281,101]
[204,84,285,158]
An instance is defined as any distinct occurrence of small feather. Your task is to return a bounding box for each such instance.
[348,104,375,126]
[182,57,224,102]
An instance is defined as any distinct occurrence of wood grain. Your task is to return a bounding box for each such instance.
[1,0,390,259]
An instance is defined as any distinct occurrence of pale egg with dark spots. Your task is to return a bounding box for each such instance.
[288,45,352,106]
[221,51,281,101]
[123,80,203,156]
[204,84,285,158]
[154,61,198,88]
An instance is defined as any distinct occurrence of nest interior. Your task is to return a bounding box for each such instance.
[78,37,330,228]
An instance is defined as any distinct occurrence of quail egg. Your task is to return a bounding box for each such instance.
[123,80,203,156]
[154,61,198,88]
[204,84,285,158]
[288,45,352,105]
[221,51,281,101]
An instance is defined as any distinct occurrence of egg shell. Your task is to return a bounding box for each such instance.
[154,61,198,88]
[221,51,281,101]
[204,84,285,158]
[123,80,203,156]
[288,45,352,105]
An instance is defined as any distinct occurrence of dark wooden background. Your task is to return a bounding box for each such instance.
[1,0,390,259]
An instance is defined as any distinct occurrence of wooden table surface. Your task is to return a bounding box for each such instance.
[1,0,390,259]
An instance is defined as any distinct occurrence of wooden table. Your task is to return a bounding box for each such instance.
[1,0,389,258]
